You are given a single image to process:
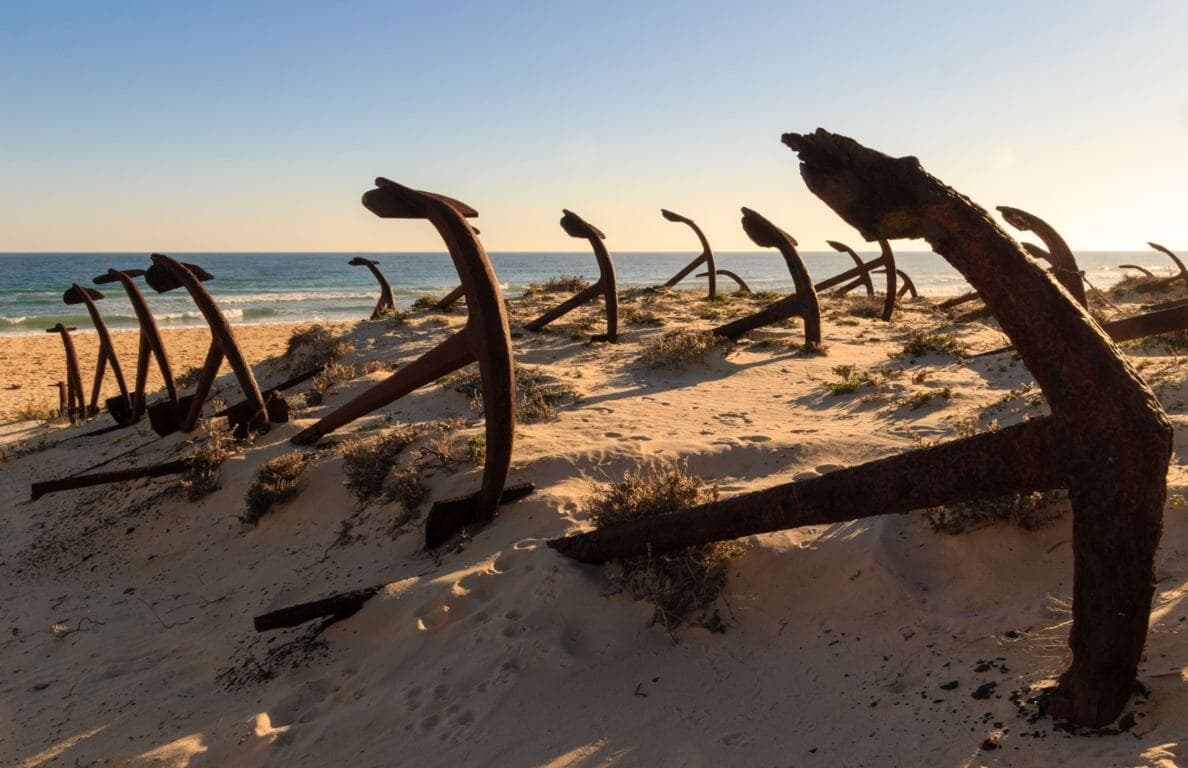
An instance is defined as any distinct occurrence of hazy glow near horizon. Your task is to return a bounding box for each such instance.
[1,1,1185,253]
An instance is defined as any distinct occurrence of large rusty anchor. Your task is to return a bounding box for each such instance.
[94,268,178,424]
[64,284,131,418]
[697,268,751,294]
[349,257,397,319]
[523,210,618,342]
[551,129,1172,729]
[291,179,529,548]
[142,255,271,437]
[711,208,821,346]
[659,209,717,298]
[942,207,1088,311]
[46,324,87,421]
[1120,243,1188,295]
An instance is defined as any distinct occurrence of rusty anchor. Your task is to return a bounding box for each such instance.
[809,239,899,320]
[1123,243,1188,294]
[290,178,530,548]
[523,210,618,342]
[63,284,131,418]
[551,129,1171,729]
[349,256,397,319]
[46,324,88,421]
[942,207,1089,311]
[659,209,717,298]
[93,268,179,424]
[696,268,751,294]
[825,241,920,303]
[141,255,270,437]
[710,208,821,347]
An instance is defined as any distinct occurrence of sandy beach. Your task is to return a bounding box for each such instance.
[1,285,1185,767]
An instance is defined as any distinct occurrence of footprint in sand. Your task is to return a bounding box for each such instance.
[740,435,771,443]
[626,435,651,441]
[604,431,623,438]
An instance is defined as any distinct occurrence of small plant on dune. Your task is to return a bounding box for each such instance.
[1108,273,1170,297]
[447,364,580,423]
[794,341,829,357]
[464,433,486,466]
[749,290,782,302]
[411,295,440,311]
[242,452,310,525]
[305,362,358,406]
[340,426,420,503]
[385,310,412,327]
[178,422,233,501]
[840,295,886,318]
[523,275,590,297]
[622,306,665,326]
[641,329,722,369]
[902,386,953,410]
[586,461,738,631]
[824,364,873,396]
[285,324,353,372]
[382,464,427,521]
[925,490,1067,535]
[896,329,967,360]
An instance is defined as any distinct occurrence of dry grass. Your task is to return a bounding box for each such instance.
[896,329,967,359]
[178,423,233,501]
[13,399,61,423]
[523,275,590,296]
[305,362,358,406]
[242,452,309,525]
[285,324,353,372]
[382,464,427,520]
[823,364,873,396]
[586,462,738,631]
[641,329,721,369]
[447,364,580,423]
[622,306,665,326]
[925,490,1067,534]
[340,427,419,503]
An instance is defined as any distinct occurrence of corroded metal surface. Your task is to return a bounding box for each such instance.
[660,209,716,298]
[524,210,618,342]
[143,255,269,437]
[552,129,1172,728]
[94,268,178,423]
[711,208,821,346]
[349,257,397,319]
[291,179,526,548]
[64,284,130,416]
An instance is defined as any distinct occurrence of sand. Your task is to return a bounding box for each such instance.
[1,287,1186,767]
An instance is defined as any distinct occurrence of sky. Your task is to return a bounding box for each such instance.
[0,1,1185,253]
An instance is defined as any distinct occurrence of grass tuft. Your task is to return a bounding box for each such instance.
[641,329,721,368]
[896,329,967,359]
[586,461,738,630]
[242,452,309,525]
[286,324,352,372]
[340,427,420,503]
[447,364,580,422]
[925,490,1067,534]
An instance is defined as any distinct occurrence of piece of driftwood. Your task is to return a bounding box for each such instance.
[290,178,529,548]
[551,128,1172,728]
[696,269,751,294]
[711,208,821,347]
[94,268,178,423]
[64,284,131,417]
[46,324,87,421]
[660,209,716,298]
[349,257,397,319]
[524,210,618,342]
[143,255,270,437]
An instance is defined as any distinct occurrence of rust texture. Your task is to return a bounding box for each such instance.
[523,210,618,342]
[349,257,397,319]
[141,255,270,437]
[550,129,1172,728]
[46,324,87,421]
[712,208,821,345]
[64,284,130,416]
[94,268,178,423]
[660,209,716,298]
[290,178,527,548]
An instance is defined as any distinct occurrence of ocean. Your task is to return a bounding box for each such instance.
[0,250,1171,336]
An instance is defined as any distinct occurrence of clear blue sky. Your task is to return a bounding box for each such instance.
[1,1,1184,252]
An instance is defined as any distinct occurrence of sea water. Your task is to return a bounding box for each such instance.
[0,251,1169,336]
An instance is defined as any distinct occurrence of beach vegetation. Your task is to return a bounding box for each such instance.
[585,461,738,631]
[641,329,722,368]
[242,452,310,525]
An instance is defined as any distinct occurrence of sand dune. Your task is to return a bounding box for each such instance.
[1,289,1185,767]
